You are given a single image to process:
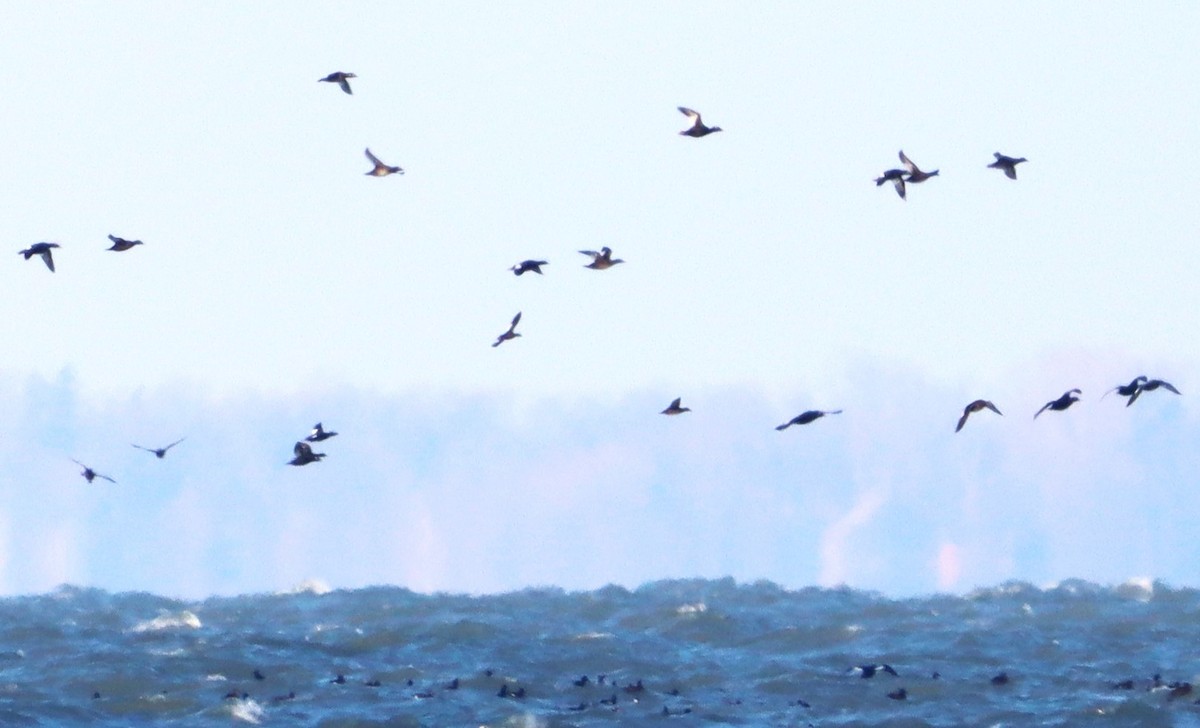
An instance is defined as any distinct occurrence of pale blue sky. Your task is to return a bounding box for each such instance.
[2,3,1198,597]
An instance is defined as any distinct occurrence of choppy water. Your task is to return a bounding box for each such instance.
[1,578,1199,726]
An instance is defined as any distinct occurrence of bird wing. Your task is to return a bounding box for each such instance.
[955,411,970,432]
[511,311,522,327]
[899,150,917,173]
[1034,402,1052,419]
[364,148,383,166]
[578,250,600,258]
[1156,380,1181,394]
[893,178,906,199]
[294,441,312,456]
[97,473,117,483]
[984,401,1002,415]
[678,107,700,120]
[132,444,155,453]
[164,437,186,451]
[669,397,682,409]
[338,77,353,94]
[42,250,55,272]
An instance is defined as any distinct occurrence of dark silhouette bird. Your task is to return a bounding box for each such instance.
[106,234,144,252]
[875,168,908,200]
[572,675,590,687]
[306,423,338,442]
[988,152,1027,180]
[991,672,1010,686]
[1139,378,1181,399]
[1103,376,1148,406]
[132,437,186,458]
[364,148,403,177]
[887,687,908,700]
[1034,389,1081,419]
[492,312,522,347]
[510,260,548,276]
[956,399,1002,432]
[288,441,325,466]
[19,242,60,272]
[318,71,356,94]
[579,247,624,270]
[678,106,722,137]
[776,410,842,431]
[899,150,939,183]
[660,397,691,416]
[849,664,898,679]
[71,459,116,484]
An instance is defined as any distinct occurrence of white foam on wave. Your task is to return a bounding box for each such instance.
[279,578,332,596]
[1116,577,1155,601]
[130,610,202,633]
[228,697,265,724]
[572,631,614,641]
[676,602,707,615]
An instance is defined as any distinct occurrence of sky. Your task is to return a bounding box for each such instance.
[2,3,1200,599]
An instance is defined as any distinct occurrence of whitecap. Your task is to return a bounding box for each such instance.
[280,578,332,596]
[676,602,707,615]
[130,610,202,633]
[1116,577,1154,602]
[229,697,265,724]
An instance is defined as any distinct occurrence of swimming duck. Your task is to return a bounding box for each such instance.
[899,150,939,183]
[288,441,325,466]
[987,152,1027,180]
[319,71,357,95]
[492,311,522,347]
[364,148,403,176]
[660,397,691,415]
[875,168,908,200]
[678,107,722,137]
[510,260,548,276]
[955,399,1002,432]
[71,459,116,484]
[776,409,842,430]
[132,437,186,458]
[106,234,144,252]
[848,664,898,679]
[306,423,338,442]
[887,687,908,700]
[579,247,624,270]
[19,242,60,272]
[1034,389,1081,419]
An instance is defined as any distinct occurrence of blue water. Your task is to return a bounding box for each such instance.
[1,578,1198,726]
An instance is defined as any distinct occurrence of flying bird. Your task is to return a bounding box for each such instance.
[987,152,1027,180]
[132,437,186,458]
[364,148,403,177]
[956,399,1003,432]
[106,234,143,252]
[660,397,691,416]
[1102,376,1148,406]
[677,107,722,137]
[492,312,522,347]
[776,410,842,431]
[71,459,116,484]
[306,423,338,442]
[875,168,908,200]
[19,242,60,272]
[318,71,357,94]
[1138,378,1181,401]
[849,664,899,679]
[288,441,325,466]
[899,150,939,183]
[510,260,548,276]
[579,247,624,270]
[1034,389,1082,418]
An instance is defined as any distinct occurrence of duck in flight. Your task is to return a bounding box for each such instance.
[19,242,60,272]
[319,71,357,95]
[956,399,1002,432]
[899,150,939,183]
[510,260,548,276]
[492,312,522,347]
[288,441,325,466]
[306,423,338,442]
[579,247,624,270]
[776,410,842,431]
[678,107,722,137]
[660,397,691,416]
[71,459,116,484]
[1034,389,1081,418]
[987,152,1027,180]
[106,234,144,252]
[1102,376,1148,406]
[875,168,908,200]
[132,438,186,459]
[364,148,403,177]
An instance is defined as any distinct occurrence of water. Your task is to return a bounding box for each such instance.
[0,578,1198,726]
